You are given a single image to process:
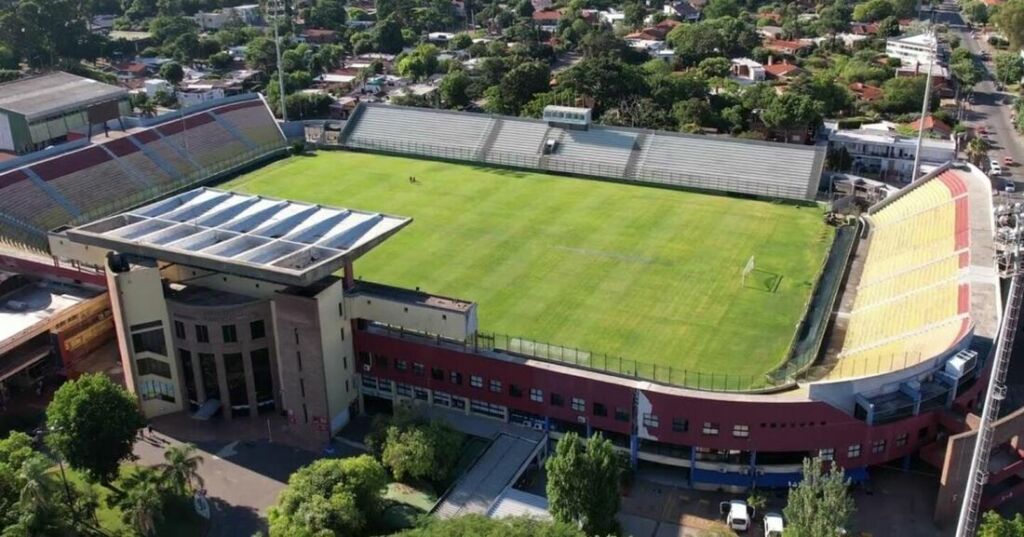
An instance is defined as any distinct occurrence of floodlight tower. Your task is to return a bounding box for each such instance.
[267,0,288,122]
[954,202,1024,537]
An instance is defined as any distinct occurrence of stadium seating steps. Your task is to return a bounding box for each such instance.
[830,170,972,379]
[340,104,822,201]
[0,98,286,252]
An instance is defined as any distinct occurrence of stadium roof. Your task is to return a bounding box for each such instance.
[0,72,127,121]
[65,188,412,286]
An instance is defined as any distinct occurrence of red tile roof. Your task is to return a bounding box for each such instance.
[763,38,810,53]
[909,115,952,136]
[848,82,883,101]
[532,8,562,21]
[764,62,803,78]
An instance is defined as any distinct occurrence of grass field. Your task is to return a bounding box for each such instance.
[225,152,831,386]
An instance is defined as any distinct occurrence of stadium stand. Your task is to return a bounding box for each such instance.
[337,103,826,201]
[0,96,286,252]
[830,170,972,379]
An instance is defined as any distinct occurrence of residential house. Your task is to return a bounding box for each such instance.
[909,115,953,138]
[143,78,173,98]
[533,9,563,31]
[764,59,804,80]
[824,120,956,182]
[885,33,941,66]
[110,61,150,82]
[662,1,701,22]
[848,82,883,102]
[194,4,262,31]
[850,21,879,35]
[730,58,766,83]
[599,8,625,25]
[895,62,952,96]
[301,29,339,44]
[758,25,784,40]
[532,0,553,12]
[177,83,227,107]
[762,37,812,55]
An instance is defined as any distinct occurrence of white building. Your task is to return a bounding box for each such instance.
[824,121,956,182]
[194,4,262,31]
[885,33,940,66]
[730,58,765,83]
[144,78,173,98]
[177,84,226,107]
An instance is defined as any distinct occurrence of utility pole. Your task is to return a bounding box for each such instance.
[270,0,288,121]
[911,40,935,182]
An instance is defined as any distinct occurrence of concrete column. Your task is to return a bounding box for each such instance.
[586,423,592,438]
[192,352,205,404]
[215,354,231,421]
[689,448,697,488]
[243,351,259,418]
[343,260,354,289]
[629,434,639,469]
[749,451,758,489]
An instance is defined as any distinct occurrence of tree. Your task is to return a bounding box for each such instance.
[440,70,472,108]
[877,75,934,115]
[703,0,741,19]
[557,56,647,113]
[111,468,167,536]
[995,52,1024,85]
[246,37,278,72]
[484,60,551,115]
[877,15,900,37]
[268,455,387,537]
[381,420,462,482]
[46,374,145,484]
[159,61,184,85]
[978,511,1024,537]
[449,33,473,50]
[208,51,232,70]
[394,514,586,536]
[159,444,204,495]
[963,0,989,23]
[375,18,405,54]
[852,0,892,21]
[966,136,991,166]
[673,97,716,130]
[783,457,854,537]
[308,0,348,29]
[546,432,622,537]
[995,0,1024,50]
[762,93,821,138]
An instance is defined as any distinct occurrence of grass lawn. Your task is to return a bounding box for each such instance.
[57,465,205,537]
[226,152,831,387]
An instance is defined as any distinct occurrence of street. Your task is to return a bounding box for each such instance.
[931,0,1024,188]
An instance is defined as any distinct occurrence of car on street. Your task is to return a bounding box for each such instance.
[990,160,1003,176]
[720,500,754,532]
[1005,156,1014,166]
[1006,181,1016,193]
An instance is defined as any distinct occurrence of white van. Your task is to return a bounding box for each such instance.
[991,160,1004,176]
[720,500,754,532]
[764,512,785,537]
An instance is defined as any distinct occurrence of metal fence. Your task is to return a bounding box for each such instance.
[337,136,814,202]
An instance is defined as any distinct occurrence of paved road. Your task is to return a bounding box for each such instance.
[932,0,1024,189]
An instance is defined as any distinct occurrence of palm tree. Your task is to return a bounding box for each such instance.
[16,457,52,515]
[159,443,205,494]
[138,100,157,118]
[966,136,990,167]
[113,468,165,536]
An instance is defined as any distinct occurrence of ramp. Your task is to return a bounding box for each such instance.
[433,432,541,518]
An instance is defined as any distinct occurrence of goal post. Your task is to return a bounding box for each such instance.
[741,255,755,285]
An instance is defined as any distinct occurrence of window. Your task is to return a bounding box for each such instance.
[413,362,425,376]
[550,393,564,407]
[615,407,630,422]
[702,422,720,435]
[425,367,441,380]
[299,379,306,397]
[819,448,835,461]
[530,388,543,402]
[222,324,237,343]
[509,384,523,397]
[396,359,408,371]
[130,320,162,331]
[174,320,185,339]
[131,329,167,356]
[195,324,209,343]
[672,418,688,433]
[470,375,483,388]
[396,383,412,397]
[732,425,749,438]
[434,391,452,407]
[296,351,302,372]
[414,387,429,401]
[872,439,886,454]
[489,379,502,393]
[593,402,607,417]
[338,302,344,317]
[469,399,506,419]
[642,413,659,428]
[340,328,345,342]
[139,379,175,403]
[250,320,266,340]
[571,397,585,412]
[895,433,909,447]
[450,371,462,385]
[136,357,172,378]
[847,444,861,459]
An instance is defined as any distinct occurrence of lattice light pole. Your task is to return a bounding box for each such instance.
[955,202,1024,537]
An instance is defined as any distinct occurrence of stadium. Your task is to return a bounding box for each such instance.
[0,74,1016,526]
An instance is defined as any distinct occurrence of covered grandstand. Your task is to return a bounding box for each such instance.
[0,96,287,252]
[326,103,826,201]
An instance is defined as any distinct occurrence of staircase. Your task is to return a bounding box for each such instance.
[623,132,651,181]
[538,129,566,171]
[474,118,503,161]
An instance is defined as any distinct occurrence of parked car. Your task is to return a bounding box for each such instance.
[1005,180,1016,193]
[764,512,785,537]
[720,500,754,532]
[991,160,1003,176]
[1004,156,1014,166]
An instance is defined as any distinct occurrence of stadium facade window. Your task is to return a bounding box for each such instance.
[396,383,412,397]
[414,387,429,401]
[136,357,172,379]
[296,351,302,372]
[489,379,502,393]
[895,433,909,447]
[872,440,886,454]
[847,444,861,459]
[450,371,462,385]
[672,418,688,433]
[222,324,237,343]
[378,380,393,393]
[571,397,586,412]
[593,403,607,417]
[732,425,749,438]
[551,393,564,407]
[615,408,630,422]
[470,375,483,388]
[396,359,408,371]
[131,329,167,356]
[362,375,378,390]
[530,388,543,402]
[642,413,659,428]
[139,380,175,403]
[819,448,834,461]
[701,422,719,436]
[174,320,186,339]
[250,320,266,340]
[431,367,444,380]
[413,362,425,376]
[434,391,451,407]
[195,324,209,343]
[509,384,523,397]
[470,399,506,419]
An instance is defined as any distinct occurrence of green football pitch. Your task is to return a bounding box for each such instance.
[225,151,832,387]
